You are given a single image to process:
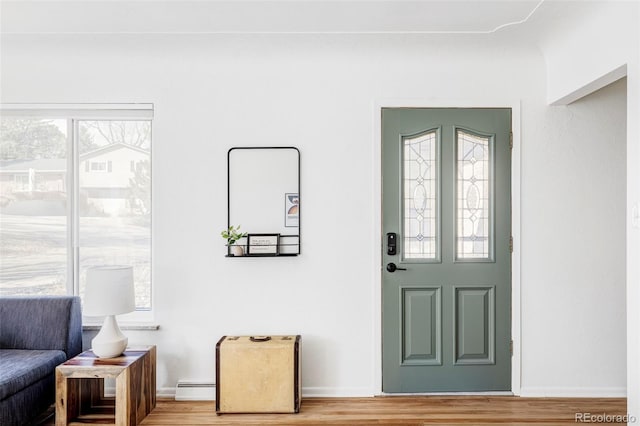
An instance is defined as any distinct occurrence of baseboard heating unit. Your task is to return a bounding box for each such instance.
[175,380,216,401]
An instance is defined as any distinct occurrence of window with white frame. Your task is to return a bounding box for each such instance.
[0,105,153,313]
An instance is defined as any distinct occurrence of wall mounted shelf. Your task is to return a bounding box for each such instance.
[227,147,300,257]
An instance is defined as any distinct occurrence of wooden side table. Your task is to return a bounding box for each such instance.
[55,346,156,426]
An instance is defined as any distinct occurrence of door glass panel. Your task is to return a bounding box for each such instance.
[455,129,492,260]
[403,130,438,260]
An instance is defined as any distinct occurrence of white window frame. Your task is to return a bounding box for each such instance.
[1,104,154,323]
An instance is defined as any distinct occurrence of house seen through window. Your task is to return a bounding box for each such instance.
[0,112,152,311]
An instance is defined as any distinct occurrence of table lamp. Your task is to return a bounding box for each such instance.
[84,265,135,358]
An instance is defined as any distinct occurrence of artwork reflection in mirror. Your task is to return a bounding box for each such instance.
[228,147,300,256]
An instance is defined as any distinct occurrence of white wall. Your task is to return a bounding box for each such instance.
[520,78,627,396]
[0,32,627,397]
[539,1,637,106]
[531,0,638,411]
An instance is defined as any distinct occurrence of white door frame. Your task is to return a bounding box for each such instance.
[372,99,522,395]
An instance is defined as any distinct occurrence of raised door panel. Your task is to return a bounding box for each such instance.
[401,287,442,366]
[453,286,495,365]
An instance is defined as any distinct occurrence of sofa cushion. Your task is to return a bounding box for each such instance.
[0,296,82,358]
[0,349,66,400]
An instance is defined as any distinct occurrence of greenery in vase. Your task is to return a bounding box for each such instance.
[221,225,247,246]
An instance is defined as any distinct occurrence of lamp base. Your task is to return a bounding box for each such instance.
[91,315,128,358]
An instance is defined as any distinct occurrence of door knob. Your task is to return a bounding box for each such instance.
[386,263,407,272]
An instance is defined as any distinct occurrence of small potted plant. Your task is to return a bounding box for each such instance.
[222,225,248,256]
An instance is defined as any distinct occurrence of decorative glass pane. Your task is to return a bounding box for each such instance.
[403,130,438,259]
[456,129,492,260]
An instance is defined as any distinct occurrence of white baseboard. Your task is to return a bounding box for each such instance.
[158,387,177,399]
[165,382,374,400]
[519,387,627,398]
[302,387,373,398]
[162,384,627,400]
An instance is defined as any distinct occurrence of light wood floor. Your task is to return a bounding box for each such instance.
[135,396,627,425]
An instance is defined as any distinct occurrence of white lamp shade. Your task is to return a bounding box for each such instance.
[84,265,135,316]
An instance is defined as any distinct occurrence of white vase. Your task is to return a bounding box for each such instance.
[230,245,244,256]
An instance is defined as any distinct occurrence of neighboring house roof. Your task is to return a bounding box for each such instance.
[0,143,149,173]
[0,159,66,172]
[0,144,148,173]
[80,143,149,160]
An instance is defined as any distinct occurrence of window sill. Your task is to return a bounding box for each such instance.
[83,323,160,331]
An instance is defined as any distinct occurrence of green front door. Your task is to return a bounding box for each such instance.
[382,108,512,392]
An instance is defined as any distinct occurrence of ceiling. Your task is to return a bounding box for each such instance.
[0,0,547,34]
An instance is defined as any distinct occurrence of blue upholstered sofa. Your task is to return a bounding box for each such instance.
[0,296,82,426]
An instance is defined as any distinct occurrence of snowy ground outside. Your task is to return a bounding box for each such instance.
[0,213,151,308]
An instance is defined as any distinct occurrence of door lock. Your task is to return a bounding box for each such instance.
[386,232,397,255]
[386,263,407,273]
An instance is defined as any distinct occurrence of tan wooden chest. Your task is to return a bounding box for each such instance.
[215,335,301,414]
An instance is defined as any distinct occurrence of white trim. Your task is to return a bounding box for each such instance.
[72,119,80,297]
[0,103,154,119]
[549,64,628,106]
[511,102,523,397]
[302,387,373,398]
[82,322,160,331]
[67,119,76,296]
[372,99,522,396]
[0,1,544,36]
[520,387,627,398]
[1,103,152,110]
[174,390,215,401]
[82,311,155,325]
[158,386,373,401]
[157,387,177,399]
[123,386,628,400]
